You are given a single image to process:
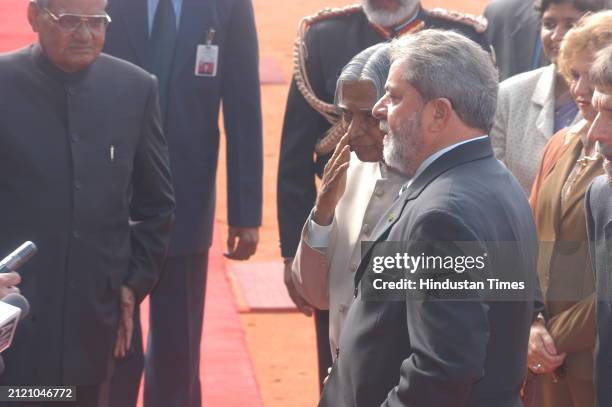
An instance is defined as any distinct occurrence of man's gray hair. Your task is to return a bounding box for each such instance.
[335,43,391,104]
[390,29,498,133]
[591,44,612,88]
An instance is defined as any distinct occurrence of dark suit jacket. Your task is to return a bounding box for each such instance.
[484,0,543,81]
[319,138,537,407]
[585,175,612,407]
[277,7,489,258]
[104,0,263,256]
[0,45,174,385]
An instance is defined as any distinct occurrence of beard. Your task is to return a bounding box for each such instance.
[597,141,612,184]
[361,0,420,27]
[381,111,422,177]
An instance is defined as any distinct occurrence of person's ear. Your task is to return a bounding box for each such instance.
[28,2,41,33]
[427,98,453,133]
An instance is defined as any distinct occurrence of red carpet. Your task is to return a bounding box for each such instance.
[0,4,264,405]
[228,261,297,312]
[0,0,35,53]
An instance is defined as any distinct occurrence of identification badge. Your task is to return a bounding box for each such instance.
[195,44,219,77]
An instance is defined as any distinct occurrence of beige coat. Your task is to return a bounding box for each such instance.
[291,153,408,355]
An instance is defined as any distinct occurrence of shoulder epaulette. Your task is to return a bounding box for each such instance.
[293,4,363,154]
[299,4,363,31]
[428,8,488,33]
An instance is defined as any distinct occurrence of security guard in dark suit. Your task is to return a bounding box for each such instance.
[277,1,490,388]
[103,0,263,406]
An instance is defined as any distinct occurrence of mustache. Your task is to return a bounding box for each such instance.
[597,141,612,157]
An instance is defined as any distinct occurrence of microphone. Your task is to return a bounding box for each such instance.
[0,242,35,358]
[0,241,37,274]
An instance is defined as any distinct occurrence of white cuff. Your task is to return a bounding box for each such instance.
[305,216,333,249]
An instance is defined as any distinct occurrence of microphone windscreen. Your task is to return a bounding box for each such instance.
[2,294,29,320]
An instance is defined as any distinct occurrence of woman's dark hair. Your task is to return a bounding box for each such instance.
[535,0,605,15]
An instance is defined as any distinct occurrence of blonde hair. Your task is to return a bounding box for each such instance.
[558,10,612,83]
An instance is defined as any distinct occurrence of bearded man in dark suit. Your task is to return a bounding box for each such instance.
[319,30,538,407]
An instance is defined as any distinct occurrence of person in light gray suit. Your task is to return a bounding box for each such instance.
[318,30,538,407]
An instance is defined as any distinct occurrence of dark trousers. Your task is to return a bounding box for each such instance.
[314,309,332,391]
[109,253,209,407]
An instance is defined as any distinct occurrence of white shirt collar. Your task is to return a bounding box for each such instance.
[399,135,489,196]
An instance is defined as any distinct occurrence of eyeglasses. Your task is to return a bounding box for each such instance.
[40,7,112,33]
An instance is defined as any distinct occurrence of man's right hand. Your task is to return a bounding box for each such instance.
[313,132,350,226]
[527,320,566,374]
[114,286,135,359]
[0,272,21,299]
[283,258,313,317]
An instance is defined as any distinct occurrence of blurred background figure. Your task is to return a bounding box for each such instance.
[527,10,612,407]
[103,0,263,406]
[490,0,605,194]
[484,0,545,81]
